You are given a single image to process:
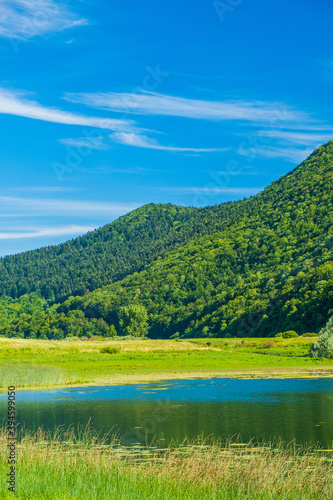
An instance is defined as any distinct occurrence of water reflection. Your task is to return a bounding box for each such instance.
[1,378,332,447]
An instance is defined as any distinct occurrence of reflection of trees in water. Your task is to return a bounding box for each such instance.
[8,393,333,447]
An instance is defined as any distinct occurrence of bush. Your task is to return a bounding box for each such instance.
[100,346,120,354]
[262,340,275,348]
[309,316,333,358]
[275,331,298,338]
[301,332,318,337]
[111,335,143,341]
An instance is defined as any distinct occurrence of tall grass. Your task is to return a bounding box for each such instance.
[0,364,66,388]
[0,426,332,499]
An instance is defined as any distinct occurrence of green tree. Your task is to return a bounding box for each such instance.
[309,315,333,358]
[119,304,148,337]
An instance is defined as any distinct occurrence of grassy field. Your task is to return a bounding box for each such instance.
[0,336,332,390]
[1,426,332,499]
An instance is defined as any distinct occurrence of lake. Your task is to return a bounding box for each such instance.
[1,378,333,447]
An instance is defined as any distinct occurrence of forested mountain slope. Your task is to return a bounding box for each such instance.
[0,197,251,303]
[57,141,333,338]
[1,141,333,339]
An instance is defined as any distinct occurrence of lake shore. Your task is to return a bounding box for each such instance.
[1,336,332,391]
[3,367,333,393]
[0,427,332,500]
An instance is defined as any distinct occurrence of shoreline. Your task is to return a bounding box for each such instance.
[1,367,333,392]
[1,337,332,393]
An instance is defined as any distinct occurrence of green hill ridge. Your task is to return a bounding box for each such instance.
[1,141,333,339]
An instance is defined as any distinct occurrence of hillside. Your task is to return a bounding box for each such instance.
[1,141,333,339]
[0,198,249,303]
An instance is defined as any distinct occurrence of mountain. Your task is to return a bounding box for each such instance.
[0,198,249,303]
[1,141,333,339]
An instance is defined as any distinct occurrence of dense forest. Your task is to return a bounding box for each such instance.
[0,141,333,339]
[0,200,250,302]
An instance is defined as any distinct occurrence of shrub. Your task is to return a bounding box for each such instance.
[111,335,142,341]
[309,316,333,358]
[100,346,121,354]
[262,340,275,348]
[275,331,298,338]
[301,332,318,337]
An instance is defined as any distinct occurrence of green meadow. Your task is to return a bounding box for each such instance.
[0,336,332,390]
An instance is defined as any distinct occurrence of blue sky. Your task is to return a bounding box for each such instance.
[0,0,333,256]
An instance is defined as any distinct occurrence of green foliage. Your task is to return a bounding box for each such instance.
[309,315,333,358]
[119,304,148,338]
[276,331,299,338]
[1,141,333,340]
[100,346,121,354]
[0,299,118,340]
[301,332,318,337]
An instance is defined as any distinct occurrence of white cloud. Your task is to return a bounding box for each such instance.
[65,90,309,125]
[0,88,133,131]
[161,187,263,195]
[0,0,88,40]
[112,132,229,153]
[3,186,77,193]
[60,137,109,151]
[237,145,313,164]
[260,130,333,146]
[0,225,95,240]
[0,196,141,217]
[207,169,259,176]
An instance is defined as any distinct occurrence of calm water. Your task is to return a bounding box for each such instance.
[1,378,333,447]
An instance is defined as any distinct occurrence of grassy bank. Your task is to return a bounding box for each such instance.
[0,427,332,499]
[0,336,332,390]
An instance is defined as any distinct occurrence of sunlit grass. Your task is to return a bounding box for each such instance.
[0,426,332,499]
[0,364,66,388]
[0,336,332,390]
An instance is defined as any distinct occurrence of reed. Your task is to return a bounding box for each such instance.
[0,426,332,499]
[0,364,65,388]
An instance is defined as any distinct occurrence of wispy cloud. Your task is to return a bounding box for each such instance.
[238,145,313,163]
[0,196,141,217]
[3,186,77,193]
[112,132,229,153]
[94,166,151,174]
[0,88,133,132]
[60,137,109,151]
[207,169,259,176]
[260,130,333,146]
[65,90,309,125]
[0,0,88,40]
[0,225,95,240]
[72,164,170,176]
[161,187,263,195]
